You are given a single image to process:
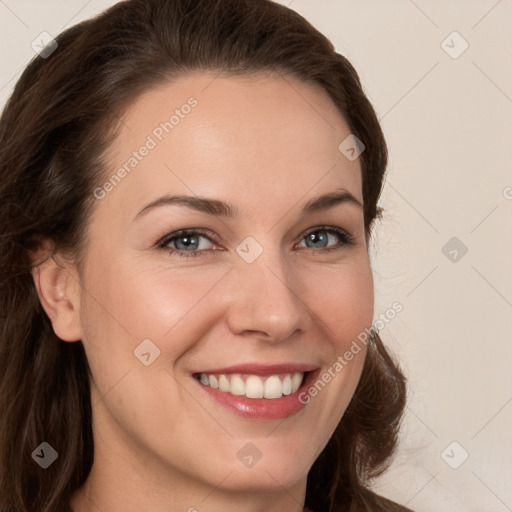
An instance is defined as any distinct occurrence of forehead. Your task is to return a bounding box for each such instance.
[97,71,362,221]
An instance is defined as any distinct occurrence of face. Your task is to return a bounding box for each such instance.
[69,72,374,504]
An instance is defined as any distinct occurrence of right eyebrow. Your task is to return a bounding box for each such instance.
[134,195,237,221]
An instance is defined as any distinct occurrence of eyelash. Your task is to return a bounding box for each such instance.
[156,226,356,259]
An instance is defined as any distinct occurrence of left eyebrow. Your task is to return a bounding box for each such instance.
[301,188,363,215]
[133,187,362,222]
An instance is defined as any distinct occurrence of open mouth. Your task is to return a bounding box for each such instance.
[191,366,320,419]
[193,371,310,399]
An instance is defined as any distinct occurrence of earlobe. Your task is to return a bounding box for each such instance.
[31,253,82,342]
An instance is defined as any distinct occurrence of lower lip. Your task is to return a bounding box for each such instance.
[193,370,319,420]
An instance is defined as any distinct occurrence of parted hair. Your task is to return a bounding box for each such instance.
[0,1,410,510]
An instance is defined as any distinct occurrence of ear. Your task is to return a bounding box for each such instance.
[31,245,82,342]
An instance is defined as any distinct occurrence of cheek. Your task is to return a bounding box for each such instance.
[80,253,231,366]
[77,255,231,443]
[288,258,373,443]
[300,259,374,349]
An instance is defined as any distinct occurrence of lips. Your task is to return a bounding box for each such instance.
[192,363,320,419]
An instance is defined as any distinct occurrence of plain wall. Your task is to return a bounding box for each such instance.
[1,1,511,510]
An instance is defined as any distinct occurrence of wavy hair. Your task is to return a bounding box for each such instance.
[0,1,409,510]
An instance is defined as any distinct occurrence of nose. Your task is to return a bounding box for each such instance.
[225,249,306,343]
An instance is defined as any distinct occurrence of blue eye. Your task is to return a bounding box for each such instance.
[158,229,215,258]
[157,226,355,259]
[298,227,354,251]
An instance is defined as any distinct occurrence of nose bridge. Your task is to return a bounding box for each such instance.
[226,239,304,341]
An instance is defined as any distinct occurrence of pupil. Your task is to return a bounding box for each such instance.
[307,231,327,248]
[177,235,198,250]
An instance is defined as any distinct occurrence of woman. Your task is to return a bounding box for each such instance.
[0,0,411,511]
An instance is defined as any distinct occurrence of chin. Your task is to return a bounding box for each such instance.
[223,463,309,494]
[214,445,314,492]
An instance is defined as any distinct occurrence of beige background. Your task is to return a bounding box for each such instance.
[1,1,511,510]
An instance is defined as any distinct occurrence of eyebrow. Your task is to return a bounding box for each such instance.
[133,187,363,222]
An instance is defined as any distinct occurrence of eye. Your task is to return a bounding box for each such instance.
[156,225,355,259]
[157,229,216,258]
[297,226,355,252]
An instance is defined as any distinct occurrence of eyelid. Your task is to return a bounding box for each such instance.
[299,225,355,246]
[156,227,219,249]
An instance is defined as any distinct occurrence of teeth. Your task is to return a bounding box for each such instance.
[196,372,305,399]
[246,375,264,398]
[282,375,292,396]
[218,374,230,392]
[230,375,245,395]
[264,375,282,399]
[291,373,302,393]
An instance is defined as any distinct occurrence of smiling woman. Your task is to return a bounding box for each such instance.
[0,1,411,512]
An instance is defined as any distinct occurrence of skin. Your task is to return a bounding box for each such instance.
[33,72,374,512]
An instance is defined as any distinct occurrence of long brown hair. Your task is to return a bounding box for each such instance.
[0,1,409,510]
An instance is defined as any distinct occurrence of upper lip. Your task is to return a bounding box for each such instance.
[193,362,319,376]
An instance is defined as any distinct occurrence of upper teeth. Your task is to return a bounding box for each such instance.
[197,372,304,399]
